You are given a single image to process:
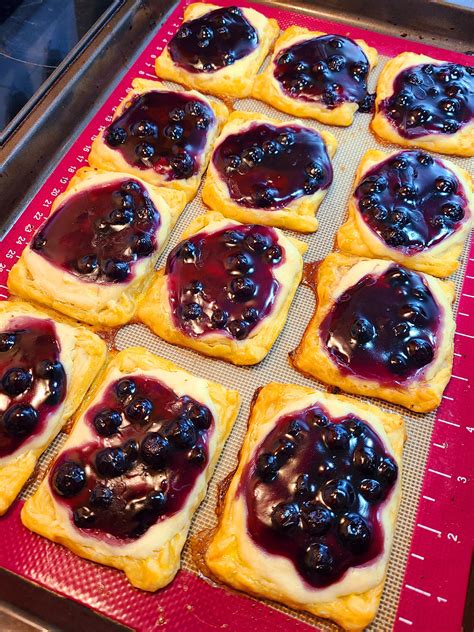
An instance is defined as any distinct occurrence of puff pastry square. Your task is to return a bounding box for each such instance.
[137,212,307,365]
[202,111,337,232]
[336,148,474,277]
[154,4,279,99]
[371,52,474,157]
[205,383,406,631]
[292,253,455,412]
[0,300,106,515]
[252,26,378,126]
[21,347,240,591]
[88,78,229,201]
[8,167,187,328]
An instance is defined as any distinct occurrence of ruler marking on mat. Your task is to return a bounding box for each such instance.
[427,469,451,479]
[438,419,460,427]
[405,585,431,598]
[411,553,424,561]
[398,617,413,625]
[417,523,441,535]
[422,495,436,502]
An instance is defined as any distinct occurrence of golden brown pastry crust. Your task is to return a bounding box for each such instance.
[137,211,307,365]
[201,111,337,232]
[88,78,229,201]
[205,383,406,631]
[336,149,474,277]
[371,52,474,157]
[21,347,240,591]
[291,253,455,413]
[7,167,187,328]
[154,3,279,99]
[252,26,378,126]
[0,300,107,515]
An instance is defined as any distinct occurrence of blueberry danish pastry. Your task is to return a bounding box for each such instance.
[22,347,240,590]
[0,301,106,514]
[202,111,337,232]
[138,212,306,365]
[292,253,455,412]
[252,26,378,126]
[206,383,405,631]
[336,149,473,276]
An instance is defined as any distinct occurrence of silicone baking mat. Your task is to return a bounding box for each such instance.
[0,1,472,630]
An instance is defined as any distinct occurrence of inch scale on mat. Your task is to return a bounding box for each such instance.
[0,0,472,630]
[395,260,474,632]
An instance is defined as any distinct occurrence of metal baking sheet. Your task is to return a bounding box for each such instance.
[0,1,472,631]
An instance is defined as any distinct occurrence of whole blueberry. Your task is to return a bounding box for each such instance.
[188,445,206,465]
[226,252,254,274]
[2,367,33,396]
[321,424,350,450]
[295,473,317,498]
[435,177,455,194]
[406,338,434,367]
[243,306,259,323]
[132,234,154,257]
[350,318,375,344]
[95,447,129,478]
[169,417,197,448]
[245,231,270,253]
[3,404,38,437]
[164,124,183,141]
[441,203,464,222]
[307,411,330,427]
[73,507,96,528]
[141,432,170,469]
[177,240,199,262]
[0,333,16,352]
[53,461,86,497]
[106,127,127,146]
[133,120,157,138]
[135,142,155,160]
[169,107,185,122]
[338,512,371,553]
[353,446,377,473]
[93,409,122,437]
[171,152,194,178]
[271,502,300,531]
[103,259,130,282]
[322,479,356,512]
[222,229,244,246]
[304,542,333,574]
[227,319,250,340]
[264,245,282,265]
[89,484,113,508]
[211,309,229,328]
[256,452,279,481]
[343,417,364,436]
[230,277,256,301]
[377,456,398,484]
[76,254,99,274]
[126,397,153,422]
[182,302,203,320]
[359,478,383,502]
[301,503,333,535]
[116,378,136,401]
[187,403,211,429]
[147,489,167,512]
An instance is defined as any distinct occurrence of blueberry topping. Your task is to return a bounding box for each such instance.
[168,6,258,73]
[377,456,398,483]
[256,452,279,482]
[301,503,333,535]
[353,446,377,473]
[93,409,122,436]
[103,259,131,282]
[321,425,350,450]
[76,254,99,274]
[227,319,250,340]
[169,417,197,448]
[359,478,383,502]
[230,277,256,301]
[322,479,356,511]
[53,461,86,497]
[73,506,96,528]
[321,264,440,383]
[187,403,211,429]
[3,404,38,437]
[213,123,333,210]
[382,62,474,138]
[211,309,229,328]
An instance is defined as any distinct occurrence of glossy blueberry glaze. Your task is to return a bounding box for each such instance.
[213,123,333,209]
[0,317,66,458]
[168,6,258,74]
[32,179,160,284]
[104,91,215,180]
[241,403,397,587]
[50,375,213,540]
[166,225,284,341]
[381,63,474,138]
[320,265,440,383]
[274,35,373,110]
[355,150,469,253]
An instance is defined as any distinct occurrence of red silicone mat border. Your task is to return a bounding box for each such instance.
[0,1,472,630]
